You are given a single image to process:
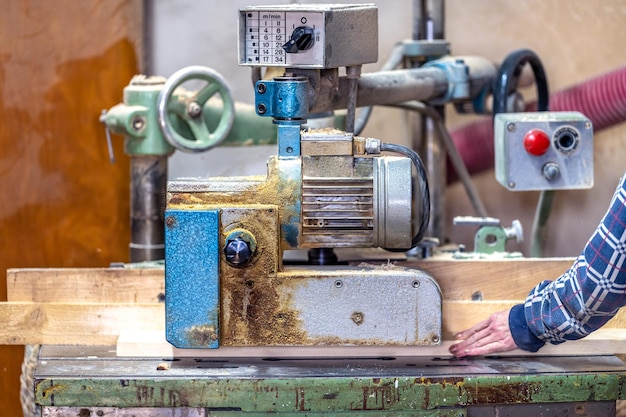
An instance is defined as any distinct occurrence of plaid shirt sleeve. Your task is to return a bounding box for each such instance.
[510,172,626,351]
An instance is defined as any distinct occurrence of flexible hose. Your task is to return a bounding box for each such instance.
[380,142,431,248]
[448,64,626,183]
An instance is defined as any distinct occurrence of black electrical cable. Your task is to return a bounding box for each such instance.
[492,48,549,115]
[380,142,431,249]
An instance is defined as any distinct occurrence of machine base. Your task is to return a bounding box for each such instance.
[35,345,626,416]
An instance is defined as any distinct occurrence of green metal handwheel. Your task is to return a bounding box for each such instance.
[157,66,235,153]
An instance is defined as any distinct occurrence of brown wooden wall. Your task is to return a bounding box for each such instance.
[0,1,143,414]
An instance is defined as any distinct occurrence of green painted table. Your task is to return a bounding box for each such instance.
[35,345,626,417]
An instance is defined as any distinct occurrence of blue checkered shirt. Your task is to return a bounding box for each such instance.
[509,172,626,352]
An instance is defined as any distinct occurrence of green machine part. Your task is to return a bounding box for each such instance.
[102,75,175,156]
[101,66,345,156]
[101,71,279,157]
[34,347,626,415]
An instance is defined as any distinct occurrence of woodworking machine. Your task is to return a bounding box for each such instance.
[162,3,593,350]
[34,3,624,417]
[163,3,456,350]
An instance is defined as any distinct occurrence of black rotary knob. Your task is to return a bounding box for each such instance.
[283,26,315,53]
[224,237,252,267]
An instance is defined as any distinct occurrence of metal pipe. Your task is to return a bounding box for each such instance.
[130,155,167,262]
[344,65,362,133]
[304,55,496,115]
[309,67,449,113]
[413,0,445,41]
[412,0,446,242]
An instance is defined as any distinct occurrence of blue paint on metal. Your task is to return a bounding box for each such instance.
[255,79,309,120]
[276,122,302,157]
[165,209,220,349]
[275,157,302,248]
[281,223,299,248]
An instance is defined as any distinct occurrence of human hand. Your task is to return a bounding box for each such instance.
[448,308,518,357]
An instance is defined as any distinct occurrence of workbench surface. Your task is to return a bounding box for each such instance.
[35,345,626,416]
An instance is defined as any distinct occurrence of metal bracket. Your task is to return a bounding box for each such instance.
[453,216,523,255]
[255,77,309,120]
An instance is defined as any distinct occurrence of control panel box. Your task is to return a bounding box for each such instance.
[239,4,378,69]
[494,111,593,191]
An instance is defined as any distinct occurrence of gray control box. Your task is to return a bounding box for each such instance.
[494,111,593,191]
[239,4,378,69]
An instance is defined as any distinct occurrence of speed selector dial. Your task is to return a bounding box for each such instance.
[283,26,315,53]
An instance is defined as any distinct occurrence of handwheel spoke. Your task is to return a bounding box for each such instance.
[166,98,187,117]
[185,116,213,148]
[194,82,222,105]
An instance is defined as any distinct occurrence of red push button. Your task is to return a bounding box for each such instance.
[523,128,550,156]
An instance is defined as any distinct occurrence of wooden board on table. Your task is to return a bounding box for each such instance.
[0,302,163,345]
[6,267,164,303]
[6,258,574,304]
[2,300,626,348]
[413,257,574,300]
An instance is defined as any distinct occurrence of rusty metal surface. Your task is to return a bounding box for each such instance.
[35,346,626,411]
[467,401,616,417]
[42,407,205,417]
[168,155,301,251]
[166,137,438,347]
[221,265,441,347]
[42,402,617,417]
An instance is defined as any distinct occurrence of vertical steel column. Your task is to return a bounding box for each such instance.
[130,155,167,262]
[412,0,446,241]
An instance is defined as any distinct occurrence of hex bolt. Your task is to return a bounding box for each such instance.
[131,115,145,131]
[257,103,267,115]
[256,82,267,94]
[165,216,176,228]
[351,312,364,325]
[224,237,252,267]
[187,101,202,117]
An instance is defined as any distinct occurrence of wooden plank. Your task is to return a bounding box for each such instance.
[413,257,575,300]
[0,302,163,345]
[3,300,626,348]
[6,267,164,303]
[445,300,626,339]
[6,258,574,304]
